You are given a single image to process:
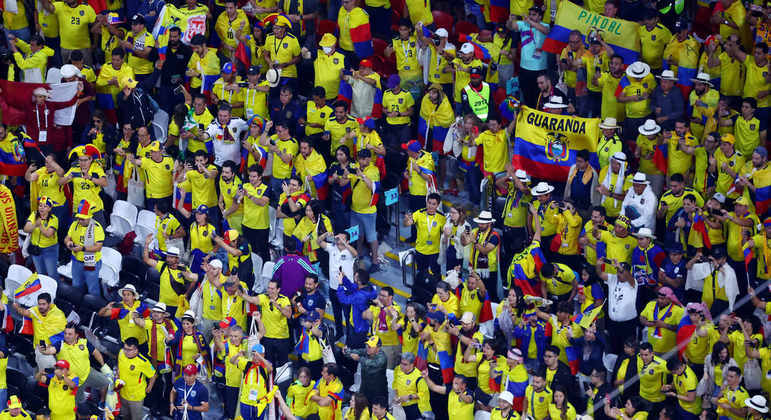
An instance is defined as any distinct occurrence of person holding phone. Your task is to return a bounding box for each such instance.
[23,196,59,277]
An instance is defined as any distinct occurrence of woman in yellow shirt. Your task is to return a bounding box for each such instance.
[169,311,210,380]
[23,196,59,277]
[189,205,219,278]
[393,302,426,355]
[344,393,371,420]
[548,387,577,420]
[293,200,333,266]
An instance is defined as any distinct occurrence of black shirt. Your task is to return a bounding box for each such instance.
[161,43,193,86]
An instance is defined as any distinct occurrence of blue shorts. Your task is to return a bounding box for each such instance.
[239,402,267,420]
[351,211,377,242]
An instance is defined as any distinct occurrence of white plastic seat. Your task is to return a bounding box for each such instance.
[5,266,58,307]
[45,67,62,84]
[251,253,264,294]
[475,411,491,420]
[58,260,73,280]
[100,248,122,287]
[151,110,169,144]
[261,261,275,292]
[107,200,138,237]
[134,210,156,243]
[5,265,33,301]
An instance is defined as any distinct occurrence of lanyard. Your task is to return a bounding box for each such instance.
[425,213,436,238]
[36,105,49,131]
[400,38,411,60]
[246,88,257,107]
[273,35,283,56]
[220,84,233,103]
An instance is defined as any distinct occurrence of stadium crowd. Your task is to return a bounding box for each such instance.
[0,0,769,419]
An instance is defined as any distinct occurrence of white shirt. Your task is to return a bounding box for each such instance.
[206,118,248,166]
[606,273,638,322]
[324,242,355,289]
[622,185,658,231]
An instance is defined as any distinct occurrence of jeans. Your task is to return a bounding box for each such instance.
[331,198,351,233]
[72,258,103,296]
[0,388,6,411]
[9,27,31,42]
[463,166,482,206]
[31,244,59,278]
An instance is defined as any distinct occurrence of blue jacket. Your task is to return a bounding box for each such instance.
[513,320,547,361]
[571,332,607,376]
[337,276,377,334]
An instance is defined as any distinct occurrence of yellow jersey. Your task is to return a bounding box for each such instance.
[52,1,96,49]
[126,29,156,75]
[265,33,301,78]
[314,51,346,100]
[117,350,156,402]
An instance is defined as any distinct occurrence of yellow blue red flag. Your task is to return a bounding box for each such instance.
[512,106,600,181]
[542,1,641,64]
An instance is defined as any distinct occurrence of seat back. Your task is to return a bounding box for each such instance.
[113,200,138,227]
[432,10,454,32]
[101,247,123,273]
[134,210,157,242]
[6,265,36,306]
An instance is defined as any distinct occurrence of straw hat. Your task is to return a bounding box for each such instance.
[599,117,619,129]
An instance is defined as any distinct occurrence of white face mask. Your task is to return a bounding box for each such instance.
[322,46,333,55]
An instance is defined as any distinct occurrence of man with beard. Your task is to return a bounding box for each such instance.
[693,132,721,197]
[217,161,244,233]
[714,133,745,200]
[293,138,328,200]
[665,119,699,184]
[738,146,771,218]
[688,73,719,140]
[205,103,248,168]
[622,172,657,231]
[156,27,192,113]
[212,63,245,118]
[593,54,626,122]
[734,98,766,157]
[448,312,484,389]
[651,70,685,131]
[534,73,569,113]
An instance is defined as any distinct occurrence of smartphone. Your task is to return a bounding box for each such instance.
[174,85,184,95]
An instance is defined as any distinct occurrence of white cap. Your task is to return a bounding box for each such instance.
[60,64,82,78]
[435,28,449,38]
[210,259,223,269]
[166,246,180,257]
[460,42,475,54]
[460,312,475,324]
[498,391,514,405]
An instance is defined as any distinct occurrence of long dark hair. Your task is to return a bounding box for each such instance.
[352,393,369,420]
[552,385,569,420]
[711,341,730,366]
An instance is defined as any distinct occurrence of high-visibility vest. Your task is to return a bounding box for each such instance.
[464,82,491,121]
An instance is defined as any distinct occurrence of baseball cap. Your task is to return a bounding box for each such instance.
[401,140,422,153]
[55,360,70,369]
[359,59,373,69]
[195,204,209,214]
[251,343,265,354]
[366,336,381,348]
[222,62,234,74]
[120,76,138,89]
[735,196,750,206]
[183,364,198,375]
[218,317,237,329]
[223,229,239,245]
[460,42,474,55]
[435,28,449,38]
[209,259,223,270]
[460,312,475,324]
[130,14,145,25]
[469,67,483,78]
[247,66,260,75]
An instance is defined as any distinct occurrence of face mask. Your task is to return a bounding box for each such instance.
[322,46,333,54]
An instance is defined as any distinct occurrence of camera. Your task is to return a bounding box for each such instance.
[269,138,276,146]
[336,164,354,176]
[710,208,722,216]
[432,35,441,46]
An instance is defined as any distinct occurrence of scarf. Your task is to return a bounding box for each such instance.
[601,159,626,207]
[83,219,97,269]
[150,319,175,369]
[652,303,673,337]
[0,185,18,254]
[566,164,594,186]
[174,330,210,377]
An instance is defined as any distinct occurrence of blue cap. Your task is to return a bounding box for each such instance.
[304,311,320,322]
[251,343,265,354]
[195,204,209,214]
[426,311,445,323]
[222,62,234,74]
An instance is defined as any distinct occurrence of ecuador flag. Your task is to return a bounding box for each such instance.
[511,106,600,182]
[542,2,641,64]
